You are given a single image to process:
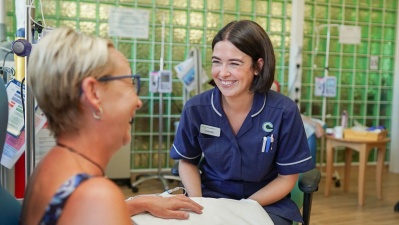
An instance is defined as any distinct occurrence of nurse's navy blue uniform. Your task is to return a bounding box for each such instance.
[170,87,314,223]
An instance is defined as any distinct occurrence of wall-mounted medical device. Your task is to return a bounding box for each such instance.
[11,39,32,57]
[149,70,172,93]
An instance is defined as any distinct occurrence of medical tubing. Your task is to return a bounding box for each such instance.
[125,187,187,201]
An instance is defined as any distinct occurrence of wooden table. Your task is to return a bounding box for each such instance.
[324,135,390,206]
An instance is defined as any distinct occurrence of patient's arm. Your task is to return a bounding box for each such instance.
[301,115,325,138]
[179,159,202,197]
[248,173,299,206]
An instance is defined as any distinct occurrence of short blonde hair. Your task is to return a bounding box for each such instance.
[28,27,114,137]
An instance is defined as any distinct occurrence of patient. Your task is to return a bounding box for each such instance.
[19,27,202,225]
[170,20,314,224]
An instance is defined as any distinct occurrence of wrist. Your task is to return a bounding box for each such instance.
[126,195,157,215]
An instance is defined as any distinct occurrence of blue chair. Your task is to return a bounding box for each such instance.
[291,133,319,225]
[0,78,22,225]
[307,133,317,165]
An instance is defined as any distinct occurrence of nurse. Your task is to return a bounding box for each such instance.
[170,20,314,224]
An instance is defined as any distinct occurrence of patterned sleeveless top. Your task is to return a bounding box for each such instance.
[39,173,92,225]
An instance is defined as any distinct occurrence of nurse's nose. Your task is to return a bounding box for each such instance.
[219,65,230,77]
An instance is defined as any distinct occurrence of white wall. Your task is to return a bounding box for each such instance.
[389,2,399,173]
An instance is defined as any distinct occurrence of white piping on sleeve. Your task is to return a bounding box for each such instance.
[276,156,312,166]
[172,144,202,160]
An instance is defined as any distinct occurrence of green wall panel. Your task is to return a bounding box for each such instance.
[5,0,396,170]
[303,0,396,164]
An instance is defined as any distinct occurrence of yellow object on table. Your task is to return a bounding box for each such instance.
[343,129,387,141]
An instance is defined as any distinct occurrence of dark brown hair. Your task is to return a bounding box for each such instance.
[209,20,275,93]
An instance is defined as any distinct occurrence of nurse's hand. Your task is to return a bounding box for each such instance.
[127,194,203,219]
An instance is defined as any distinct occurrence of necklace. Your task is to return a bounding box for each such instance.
[57,142,105,176]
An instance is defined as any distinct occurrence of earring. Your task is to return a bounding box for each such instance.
[93,106,103,120]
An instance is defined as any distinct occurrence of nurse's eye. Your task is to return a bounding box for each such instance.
[230,62,242,67]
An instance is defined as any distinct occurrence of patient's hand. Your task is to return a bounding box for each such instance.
[301,115,325,138]
[127,194,203,219]
[314,123,325,138]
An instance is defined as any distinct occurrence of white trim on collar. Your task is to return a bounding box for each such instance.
[211,92,266,118]
[211,92,222,117]
[251,93,266,117]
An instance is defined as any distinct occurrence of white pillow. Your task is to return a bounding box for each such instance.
[131,197,273,225]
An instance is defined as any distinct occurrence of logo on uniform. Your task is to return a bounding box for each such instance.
[262,122,273,132]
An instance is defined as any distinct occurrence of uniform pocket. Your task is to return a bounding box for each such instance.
[198,137,232,171]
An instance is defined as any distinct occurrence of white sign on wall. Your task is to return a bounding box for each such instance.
[339,25,361,44]
[314,76,337,97]
[108,7,149,39]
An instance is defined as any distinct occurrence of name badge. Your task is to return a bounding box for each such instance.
[200,124,220,137]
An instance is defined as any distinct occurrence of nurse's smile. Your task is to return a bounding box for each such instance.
[220,79,237,87]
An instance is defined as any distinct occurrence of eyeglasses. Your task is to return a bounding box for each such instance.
[97,74,140,95]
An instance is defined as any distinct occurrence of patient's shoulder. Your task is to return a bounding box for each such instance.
[72,176,123,200]
[57,176,131,224]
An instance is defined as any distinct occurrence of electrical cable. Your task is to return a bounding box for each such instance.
[20,77,26,125]
[288,26,343,101]
[1,46,10,52]
[28,0,51,30]
[311,24,340,71]
[38,0,46,27]
[1,50,12,82]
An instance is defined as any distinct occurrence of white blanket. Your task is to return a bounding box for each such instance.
[131,197,273,225]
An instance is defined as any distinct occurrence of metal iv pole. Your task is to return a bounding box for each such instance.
[312,24,339,174]
[130,14,180,192]
[25,1,35,185]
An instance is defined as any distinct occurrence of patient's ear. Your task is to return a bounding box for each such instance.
[80,77,101,108]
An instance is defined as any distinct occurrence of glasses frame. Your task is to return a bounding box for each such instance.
[97,74,140,95]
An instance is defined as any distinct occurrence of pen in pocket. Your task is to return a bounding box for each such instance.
[261,135,274,153]
[270,134,274,151]
[261,136,267,152]
[265,136,271,153]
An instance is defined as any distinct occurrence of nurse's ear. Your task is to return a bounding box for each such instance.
[254,58,264,76]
